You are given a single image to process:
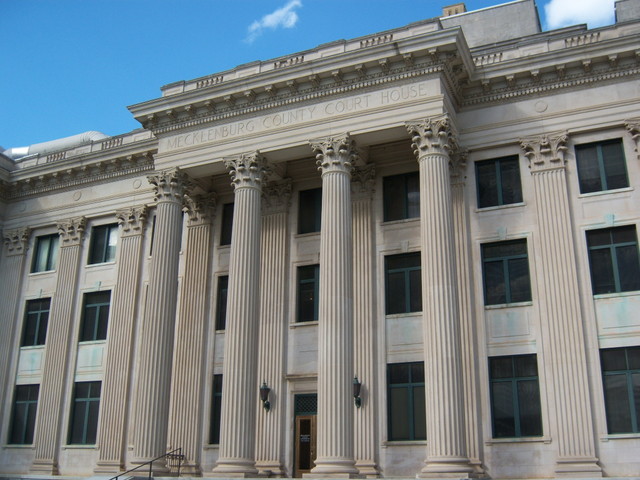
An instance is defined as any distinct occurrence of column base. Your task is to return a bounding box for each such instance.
[212,457,259,477]
[130,457,171,475]
[309,457,360,477]
[419,456,475,479]
[355,459,379,478]
[555,457,602,478]
[94,460,124,474]
[30,459,59,475]
[255,460,286,477]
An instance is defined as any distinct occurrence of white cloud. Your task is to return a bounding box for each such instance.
[544,0,615,29]
[246,0,302,43]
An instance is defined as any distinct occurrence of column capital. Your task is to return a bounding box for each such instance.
[57,217,86,247]
[183,192,217,226]
[351,163,376,199]
[148,168,191,204]
[3,227,31,256]
[520,131,569,173]
[116,206,149,237]
[625,118,640,159]
[225,151,270,191]
[263,179,292,215]
[310,133,356,176]
[406,114,457,160]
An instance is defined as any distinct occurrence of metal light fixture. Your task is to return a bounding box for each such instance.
[260,381,271,411]
[353,376,362,408]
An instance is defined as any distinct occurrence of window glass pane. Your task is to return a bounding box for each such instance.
[628,347,640,370]
[587,229,612,247]
[409,269,423,313]
[491,381,515,437]
[602,141,628,190]
[484,261,505,305]
[517,379,543,436]
[388,363,410,384]
[611,225,636,244]
[298,188,321,233]
[500,158,523,205]
[576,145,601,193]
[386,271,406,315]
[589,248,615,294]
[105,225,118,262]
[216,276,228,330]
[476,161,499,208]
[617,245,640,292]
[69,400,87,444]
[603,374,633,433]
[601,348,628,372]
[89,227,108,264]
[508,257,532,303]
[514,355,538,377]
[383,175,405,221]
[413,385,427,440]
[297,265,318,322]
[389,388,410,440]
[406,173,420,219]
[411,362,425,383]
[220,203,234,245]
[490,357,513,379]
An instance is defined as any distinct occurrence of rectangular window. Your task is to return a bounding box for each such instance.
[209,374,223,444]
[68,381,101,445]
[88,224,118,264]
[8,384,39,444]
[476,156,523,208]
[387,362,426,441]
[586,226,640,295]
[482,239,532,305]
[576,139,628,194]
[489,354,543,438]
[31,234,59,273]
[297,264,319,322]
[385,253,422,314]
[220,203,234,246]
[79,291,111,342]
[215,275,229,330]
[601,346,640,434]
[298,188,322,234]
[21,298,51,347]
[383,172,420,222]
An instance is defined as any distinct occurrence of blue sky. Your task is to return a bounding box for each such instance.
[0,0,616,150]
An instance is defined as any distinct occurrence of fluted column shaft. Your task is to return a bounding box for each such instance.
[95,207,148,473]
[255,181,291,477]
[31,218,86,474]
[213,153,268,476]
[167,195,215,475]
[310,135,358,476]
[407,117,472,477]
[133,170,187,468]
[521,133,601,476]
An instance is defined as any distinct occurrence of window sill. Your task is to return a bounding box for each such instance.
[600,432,640,441]
[78,340,106,346]
[385,312,422,319]
[28,270,56,276]
[485,436,550,445]
[63,444,97,449]
[475,202,525,213]
[19,344,45,351]
[290,321,319,328]
[381,217,420,227]
[295,231,321,238]
[485,301,533,310]
[382,440,427,447]
[218,244,231,249]
[578,187,633,198]
[593,290,640,300]
[203,444,220,450]
[3,444,35,449]
[86,261,116,268]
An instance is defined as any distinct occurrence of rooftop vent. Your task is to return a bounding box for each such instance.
[442,2,467,17]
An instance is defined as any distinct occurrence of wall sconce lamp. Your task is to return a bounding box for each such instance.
[260,381,271,411]
[353,376,362,408]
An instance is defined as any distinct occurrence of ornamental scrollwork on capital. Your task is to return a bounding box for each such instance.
[57,217,86,247]
[263,179,292,215]
[183,192,217,226]
[520,131,569,173]
[3,227,31,256]
[406,115,457,161]
[449,148,468,185]
[625,118,640,159]
[310,134,357,176]
[225,151,270,191]
[147,168,191,204]
[351,163,376,198]
[116,206,148,237]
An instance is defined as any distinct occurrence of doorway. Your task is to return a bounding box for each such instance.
[293,394,317,477]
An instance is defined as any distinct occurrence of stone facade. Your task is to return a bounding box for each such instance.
[1,0,640,478]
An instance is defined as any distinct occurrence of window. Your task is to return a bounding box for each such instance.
[576,139,628,194]
[209,374,223,444]
[489,354,542,438]
[586,226,640,295]
[31,234,59,273]
[79,291,111,342]
[220,203,234,246]
[385,253,422,314]
[215,275,229,330]
[482,239,532,305]
[68,381,101,445]
[89,224,118,264]
[21,298,51,347]
[476,156,523,208]
[601,346,640,434]
[297,264,319,322]
[387,362,426,441]
[383,172,419,222]
[8,384,39,444]
[298,188,322,234]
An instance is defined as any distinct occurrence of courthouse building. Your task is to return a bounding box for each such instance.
[2,0,640,478]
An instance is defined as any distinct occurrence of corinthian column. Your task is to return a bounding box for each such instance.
[167,193,216,475]
[255,179,292,477]
[309,134,358,476]
[95,206,148,474]
[520,133,601,477]
[31,217,86,475]
[213,152,269,476]
[0,228,30,430]
[133,169,188,471]
[406,116,472,478]
[351,164,379,477]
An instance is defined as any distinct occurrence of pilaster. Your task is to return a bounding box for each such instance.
[308,134,358,476]
[406,115,473,478]
[625,118,640,159]
[94,206,148,474]
[520,132,602,477]
[31,217,86,475]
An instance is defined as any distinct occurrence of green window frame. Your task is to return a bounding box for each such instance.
[481,239,532,305]
[475,155,523,208]
[220,203,234,246]
[298,188,322,234]
[384,252,422,315]
[8,384,39,445]
[489,354,543,438]
[88,224,118,264]
[383,172,420,222]
[68,381,101,445]
[215,275,229,330]
[79,291,111,342]
[21,298,51,347]
[576,139,628,194]
[297,264,319,322]
[31,234,59,273]
[209,374,223,444]
[600,346,640,434]
[586,226,640,295]
[387,362,426,441]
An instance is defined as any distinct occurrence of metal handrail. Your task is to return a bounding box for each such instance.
[108,448,184,480]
